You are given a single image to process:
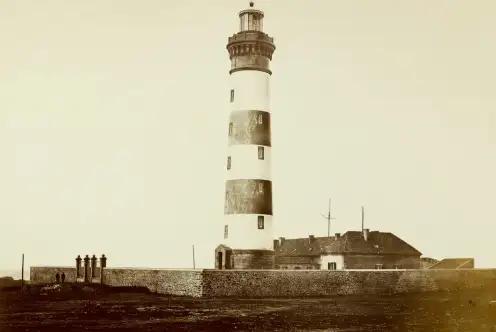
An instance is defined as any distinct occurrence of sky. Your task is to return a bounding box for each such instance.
[0,0,495,277]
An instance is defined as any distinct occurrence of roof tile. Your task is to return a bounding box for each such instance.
[276,231,421,257]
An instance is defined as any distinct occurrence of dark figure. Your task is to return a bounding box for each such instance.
[61,272,66,284]
[55,272,60,284]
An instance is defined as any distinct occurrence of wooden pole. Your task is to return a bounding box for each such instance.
[192,245,196,269]
[361,206,365,232]
[21,254,24,292]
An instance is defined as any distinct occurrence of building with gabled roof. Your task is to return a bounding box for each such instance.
[274,229,422,270]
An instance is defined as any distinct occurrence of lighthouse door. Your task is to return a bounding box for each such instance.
[217,252,223,270]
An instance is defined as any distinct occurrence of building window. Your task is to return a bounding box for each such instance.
[282,266,288,270]
[294,266,301,270]
[307,266,313,270]
[224,225,228,239]
[257,114,263,124]
[230,89,234,102]
[257,216,264,229]
[227,156,231,170]
[328,262,337,270]
[258,146,264,160]
[228,122,233,136]
[375,264,383,270]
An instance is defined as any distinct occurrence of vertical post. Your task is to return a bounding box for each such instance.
[75,255,82,282]
[99,254,107,285]
[21,254,24,292]
[192,245,196,269]
[361,206,364,232]
[90,255,97,282]
[83,255,90,283]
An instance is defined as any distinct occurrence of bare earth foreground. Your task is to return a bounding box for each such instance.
[1,284,495,331]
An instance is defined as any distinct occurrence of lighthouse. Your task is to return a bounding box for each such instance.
[215,2,276,270]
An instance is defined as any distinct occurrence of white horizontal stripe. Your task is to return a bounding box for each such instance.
[226,145,271,181]
[230,70,271,112]
[223,214,274,250]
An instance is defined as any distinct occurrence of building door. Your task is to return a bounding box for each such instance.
[217,252,223,270]
[328,262,337,270]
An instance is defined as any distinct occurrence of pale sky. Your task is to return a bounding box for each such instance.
[1,0,495,276]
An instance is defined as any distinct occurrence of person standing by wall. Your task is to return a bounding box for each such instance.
[55,272,60,284]
[61,272,65,284]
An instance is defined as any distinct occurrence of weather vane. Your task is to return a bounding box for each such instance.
[249,1,254,7]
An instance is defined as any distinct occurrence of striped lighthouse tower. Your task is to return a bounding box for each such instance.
[215,2,276,270]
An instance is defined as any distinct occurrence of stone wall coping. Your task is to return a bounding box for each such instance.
[31,267,496,272]
[105,267,204,271]
[31,266,75,269]
[202,268,496,272]
[427,268,493,271]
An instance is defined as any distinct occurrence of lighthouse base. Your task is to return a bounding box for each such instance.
[215,245,275,269]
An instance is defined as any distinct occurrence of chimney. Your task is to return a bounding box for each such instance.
[279,237,285,245]
[334,233,341,239]
[273,239,280,249]
[363,228,370,241]
[309,235,315,244]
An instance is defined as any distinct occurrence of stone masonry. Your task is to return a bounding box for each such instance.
[30,266,496,298]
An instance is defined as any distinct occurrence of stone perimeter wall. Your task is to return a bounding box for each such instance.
[30,267,496,298]
[30,266,77,284]
[201,269,496,297]
[103,268,203,297]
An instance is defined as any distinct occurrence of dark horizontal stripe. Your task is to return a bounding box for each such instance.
[230,67,272,75]
[231,250,275,269]
[224,179,272,215]
[230,54,271,74]
[228,111,271,146]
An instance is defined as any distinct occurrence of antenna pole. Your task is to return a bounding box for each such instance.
[320,198,336,237]
[328,198,331,237]
[192,245,196,269]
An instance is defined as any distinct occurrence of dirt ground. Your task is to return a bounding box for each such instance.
[0,284,495,331]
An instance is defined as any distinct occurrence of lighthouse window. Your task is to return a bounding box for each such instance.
[230,89,234,102]
[257,216,264,229]
[224,225,228,239]
[227,156,231,170]
[257,114,263,124]
[228,122,233,135]
[258,182,264,193]
[258,146,264,160]
[252,17,258,30]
